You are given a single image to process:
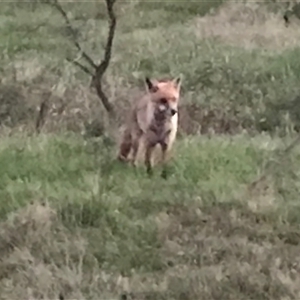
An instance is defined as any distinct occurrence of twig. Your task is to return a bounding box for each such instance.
[49,0,97,70]
[96,0,117,76]
[66,57,94,76]
[36,93,50,134]
[284,13,290,27]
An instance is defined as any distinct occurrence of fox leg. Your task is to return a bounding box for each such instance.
[159,129,175,179]
[117,127,132,162]
[160,142,170,179]
[131,131,143,167]
[145,142,156,176]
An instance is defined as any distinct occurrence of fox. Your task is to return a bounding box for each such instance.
[117,76,182,178]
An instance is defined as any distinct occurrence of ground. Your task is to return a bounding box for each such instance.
[1,1,300,299]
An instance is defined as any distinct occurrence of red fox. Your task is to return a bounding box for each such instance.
[117,76,182,178]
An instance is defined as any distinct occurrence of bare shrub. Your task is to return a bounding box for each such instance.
[34,0,119,135]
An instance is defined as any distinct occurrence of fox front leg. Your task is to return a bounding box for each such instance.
[160,142,169,179]
[130,131,143,167]
[145,144,155,177]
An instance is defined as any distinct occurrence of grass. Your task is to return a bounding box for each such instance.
[1,133,300,299]
[1,0,300,133]
[1,0,300,299]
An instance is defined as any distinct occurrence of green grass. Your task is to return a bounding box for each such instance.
[1,134,300,298]
[1,0,300,298]
[0,0,300,133]
[0,134,268,217]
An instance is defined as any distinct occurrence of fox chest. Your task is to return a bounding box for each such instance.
[147,115,177,146]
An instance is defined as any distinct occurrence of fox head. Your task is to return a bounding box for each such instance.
[144,76,182,118]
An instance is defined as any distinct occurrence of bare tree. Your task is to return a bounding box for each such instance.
[46,0,117,118]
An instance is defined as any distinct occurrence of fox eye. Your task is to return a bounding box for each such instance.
[160,98,167,104]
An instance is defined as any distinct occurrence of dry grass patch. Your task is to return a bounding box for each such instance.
[0,202,122,300]
[194,2,300,51]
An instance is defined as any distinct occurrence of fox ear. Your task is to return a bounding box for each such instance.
[145,77,158,93]
[173,76,182,90]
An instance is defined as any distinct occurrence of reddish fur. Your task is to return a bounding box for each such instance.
[117,76,182,177]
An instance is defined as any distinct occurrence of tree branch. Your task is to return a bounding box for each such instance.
[66,57,94,76]
[48,0,97,70]
[92,0,117,116]
[96,0,117,76]
[46,0,117,117]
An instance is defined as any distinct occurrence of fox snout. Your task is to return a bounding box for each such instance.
[158,104,167,112]
[157,104,177,117]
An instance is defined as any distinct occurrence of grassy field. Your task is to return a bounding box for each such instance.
[2,133,300,299]
[1,0,300,299]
